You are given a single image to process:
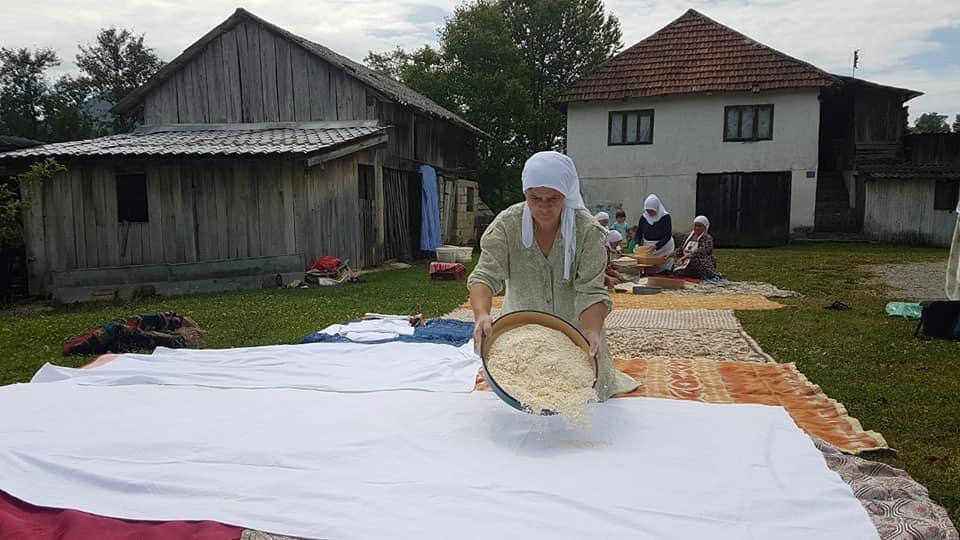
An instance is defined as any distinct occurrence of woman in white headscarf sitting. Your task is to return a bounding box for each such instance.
[636,194,674,273]
[674,215,720,279]
[594,211,610,230]
[468,151,639,401]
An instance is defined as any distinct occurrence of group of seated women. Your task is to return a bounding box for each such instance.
[597,194,720,287]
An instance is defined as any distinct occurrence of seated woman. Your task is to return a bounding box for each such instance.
[636,194,674,274]
[604,230,627,287]
[673,215,719,279]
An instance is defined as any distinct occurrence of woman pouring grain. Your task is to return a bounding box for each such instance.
[468,151,639,401]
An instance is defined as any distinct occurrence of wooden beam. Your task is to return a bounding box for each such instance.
[305,133,388,168]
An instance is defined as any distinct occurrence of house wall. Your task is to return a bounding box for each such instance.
[863,180,956,246]
[566,89,821,235]
[22,151,380,298]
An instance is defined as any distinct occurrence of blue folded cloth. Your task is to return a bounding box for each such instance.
[300,319,474,347]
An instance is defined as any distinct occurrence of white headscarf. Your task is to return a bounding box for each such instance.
[520,151,586,280]
[684,215,711,246]
[595,211,609,223]
[643,195,669,225]
[606,229,622,244]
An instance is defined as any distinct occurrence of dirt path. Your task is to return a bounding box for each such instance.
[866,261,948,301]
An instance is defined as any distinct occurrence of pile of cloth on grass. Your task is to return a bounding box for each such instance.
[63,312,204,356]
[301,313,474,347]
[289,256,359,288]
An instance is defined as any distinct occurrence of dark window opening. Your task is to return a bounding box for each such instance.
[724,105,774,141]
[608,109,654,145]
[466,186,476,212]
[116,173,148,223]
[358,164,376,201]
[933,180,959,211]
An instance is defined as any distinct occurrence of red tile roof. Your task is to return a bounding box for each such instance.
[557,9,838,104]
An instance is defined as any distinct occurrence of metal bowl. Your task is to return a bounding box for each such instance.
[479,310,598,415]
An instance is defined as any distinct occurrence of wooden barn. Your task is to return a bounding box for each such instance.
[859,134,960,246]
[0,8,485,301]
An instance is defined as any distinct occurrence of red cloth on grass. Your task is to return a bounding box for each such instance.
[0,490,243,540]
[309,256,343,272]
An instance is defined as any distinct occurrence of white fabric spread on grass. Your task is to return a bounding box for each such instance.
[31,341,480,393]
[319,318,416,341]
[0,385,878,540]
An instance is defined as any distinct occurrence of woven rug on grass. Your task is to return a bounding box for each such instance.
[604,309,741,330]
[461,293,786,311]
[606,328,773,363]
[475,357,887,455]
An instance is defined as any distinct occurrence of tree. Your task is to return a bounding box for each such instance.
[44,76,110,142]
[366,0,623,210]
[74,27,164,131]
[952,114,960,133]
[365,47,413,81]
[502,0,622,149]
[0,47,60,140]
[912,112,950,134]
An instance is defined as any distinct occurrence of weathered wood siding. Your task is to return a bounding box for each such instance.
[864,180,956,246]
[23,154,375,295]
[143,21,375,124]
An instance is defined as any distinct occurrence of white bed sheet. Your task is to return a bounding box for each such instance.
[0,384,878,540]
[32,341,480,393]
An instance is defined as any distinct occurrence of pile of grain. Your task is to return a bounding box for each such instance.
[486,324,597,426]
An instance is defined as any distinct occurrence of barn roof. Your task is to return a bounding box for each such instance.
[556,9,838,104]
[0,122,386,160]
[114,9,485,138]
[859,163,960,182]
[0,135,44,152]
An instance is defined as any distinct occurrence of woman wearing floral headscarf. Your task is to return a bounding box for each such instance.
[467,151,638,400]
[674,215,719,279]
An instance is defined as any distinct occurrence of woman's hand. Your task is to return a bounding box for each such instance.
[583,328,601,361]
[473,313,493,355]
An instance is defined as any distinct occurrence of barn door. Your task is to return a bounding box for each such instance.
[358,164,379,268]
[383,167,410,261]
[696,172,791,247]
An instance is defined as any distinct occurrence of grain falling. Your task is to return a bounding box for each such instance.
[486,324,597,427]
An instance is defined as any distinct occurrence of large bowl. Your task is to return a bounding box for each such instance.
[479,310,598,415]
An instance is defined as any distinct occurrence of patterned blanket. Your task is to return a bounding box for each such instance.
[476,357,887,454]
[463,293,786,311]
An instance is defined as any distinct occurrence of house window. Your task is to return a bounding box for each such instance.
[466,186,476,212]
[933,180,959,211]
[724,105,774,141]
[116,173,148,223]
[608,110,654,145]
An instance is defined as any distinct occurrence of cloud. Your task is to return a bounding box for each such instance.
[0,0,957,121]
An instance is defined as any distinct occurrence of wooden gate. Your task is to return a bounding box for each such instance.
[696,172,792,247]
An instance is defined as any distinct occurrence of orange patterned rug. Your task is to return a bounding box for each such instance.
[461,293,786,311]
[476,357,887,455]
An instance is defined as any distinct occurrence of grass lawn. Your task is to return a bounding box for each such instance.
[0,263,475,386]
[720,244,958,525]
[0,245,957,524]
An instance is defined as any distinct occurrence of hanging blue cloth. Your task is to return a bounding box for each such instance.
[420,165,442,251]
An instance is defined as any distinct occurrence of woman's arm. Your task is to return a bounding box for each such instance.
[467,217,509,353]
[574,225,612,359]
[579,302,606,360]
[698,234,714,256]
[655,215,672,250]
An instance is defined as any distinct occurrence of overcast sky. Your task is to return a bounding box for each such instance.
[1,0,958,122]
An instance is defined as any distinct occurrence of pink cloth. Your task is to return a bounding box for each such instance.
[0,490,243,540]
